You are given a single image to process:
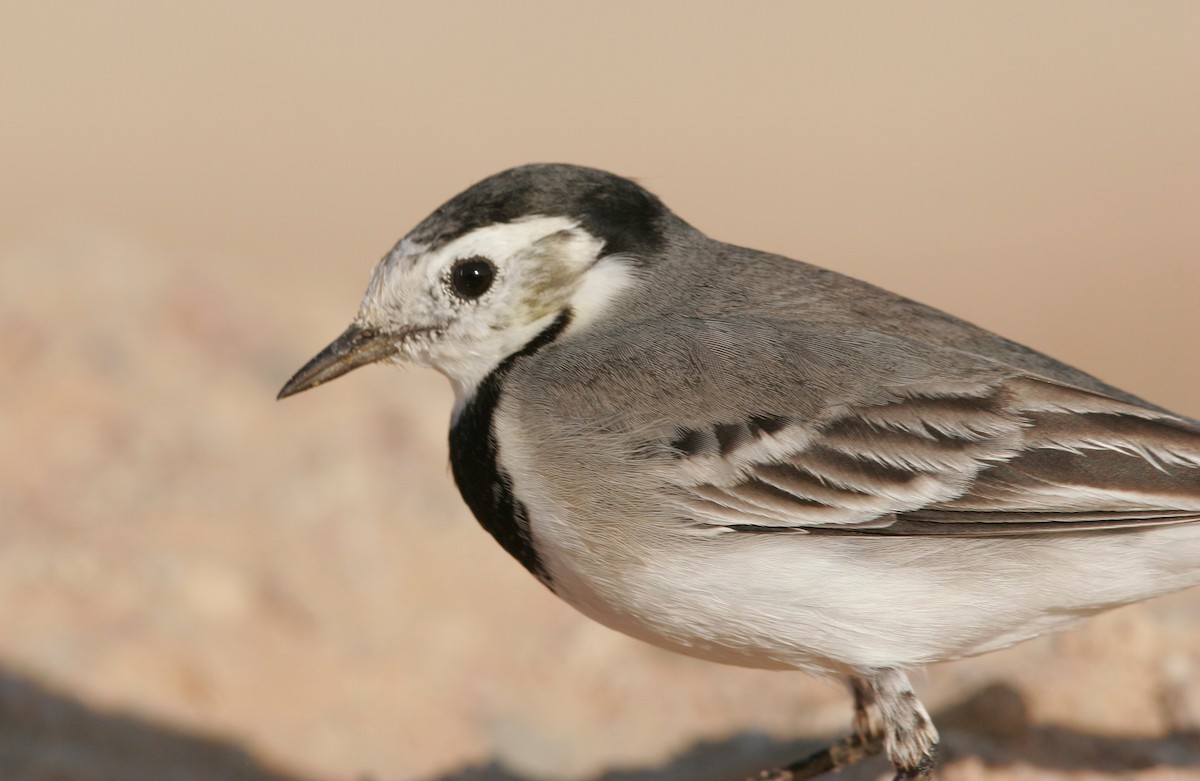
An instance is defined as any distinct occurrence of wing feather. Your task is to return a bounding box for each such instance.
[667,376,1200,537]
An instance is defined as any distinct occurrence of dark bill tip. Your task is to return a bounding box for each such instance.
[277,324,399,400]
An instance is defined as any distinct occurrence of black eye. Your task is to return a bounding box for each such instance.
[450,256,495,299]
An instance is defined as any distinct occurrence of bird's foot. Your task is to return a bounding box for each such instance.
[892,749,937,781]
[747,669,938,781]
[749,732,882,781]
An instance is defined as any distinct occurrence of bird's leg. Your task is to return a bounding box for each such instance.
[850,675,886,742]
[856,669,938,781]
[744,669,936,781]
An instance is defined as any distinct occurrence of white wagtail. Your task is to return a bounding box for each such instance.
[279,164,1200,781]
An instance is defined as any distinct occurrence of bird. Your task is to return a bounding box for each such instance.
[278,163,1200,780]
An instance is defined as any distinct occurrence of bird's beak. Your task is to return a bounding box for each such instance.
[277,324,399,400]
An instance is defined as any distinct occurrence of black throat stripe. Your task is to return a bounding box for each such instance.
[448,310,572,588]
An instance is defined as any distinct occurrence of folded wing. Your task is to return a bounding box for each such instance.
[668,376,1200,536]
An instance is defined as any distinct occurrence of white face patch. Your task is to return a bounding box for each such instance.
[435,216,589,268]
[563,255,639,336]
[356,216,605,404]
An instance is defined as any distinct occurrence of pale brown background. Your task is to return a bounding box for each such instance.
[2,3,1199,780]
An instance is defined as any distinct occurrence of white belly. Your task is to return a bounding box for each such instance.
[525,495,1200,674]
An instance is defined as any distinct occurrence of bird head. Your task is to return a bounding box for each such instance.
[277,164,672,403]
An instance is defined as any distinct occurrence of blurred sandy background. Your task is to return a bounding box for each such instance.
[3,3,1200,780]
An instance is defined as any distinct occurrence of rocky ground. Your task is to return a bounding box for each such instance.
[2,221,1200,781]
